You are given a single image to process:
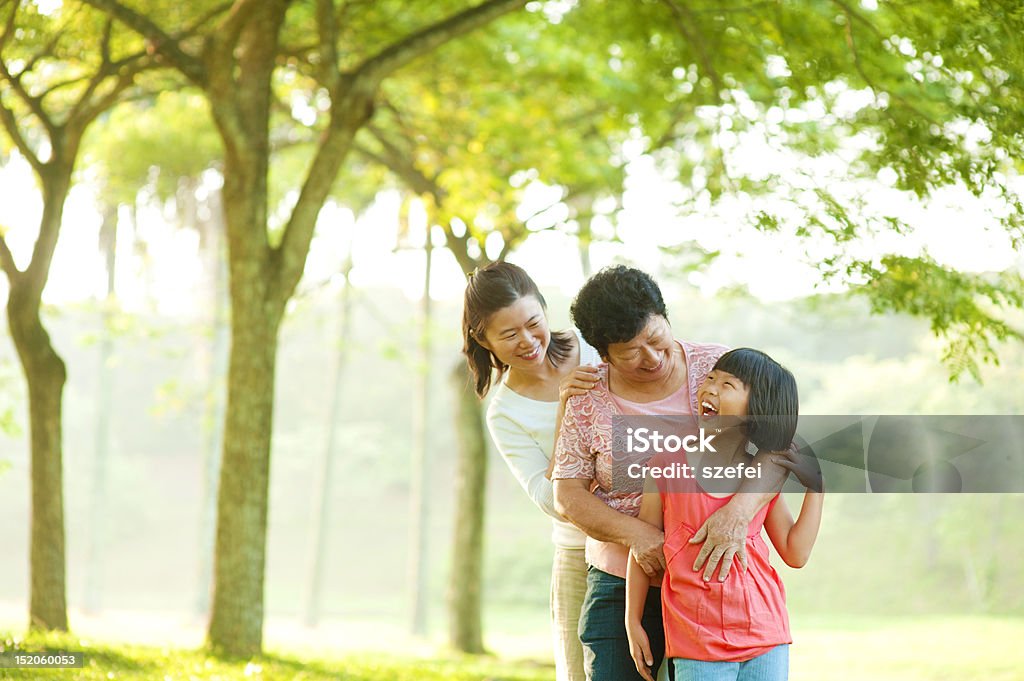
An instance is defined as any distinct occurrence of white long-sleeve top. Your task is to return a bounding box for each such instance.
[486,330,601,549]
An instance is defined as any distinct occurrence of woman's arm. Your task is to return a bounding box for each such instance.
[625,482,663,681]
[763,491,824,568]
[553,479,666,576]
[487,410,562,521]
[545,398,570,480]
[551,386,665,576]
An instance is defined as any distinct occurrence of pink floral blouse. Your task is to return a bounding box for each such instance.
[552,340,729,576]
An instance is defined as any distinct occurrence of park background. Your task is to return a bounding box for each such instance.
[2,0,1024,679]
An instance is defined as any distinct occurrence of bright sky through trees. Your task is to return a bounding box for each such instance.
[1,146,1018,312]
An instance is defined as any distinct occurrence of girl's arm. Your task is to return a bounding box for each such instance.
[625,479,663,681]
[763,490,824,568]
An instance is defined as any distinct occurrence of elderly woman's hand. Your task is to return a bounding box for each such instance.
[629,522,667,578]
[689,503,751,582]
[559,365,600,405]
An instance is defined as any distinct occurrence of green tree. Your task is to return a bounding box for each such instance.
[0,0,156,632]
[80,0,530,656]
[575,0,1024,379]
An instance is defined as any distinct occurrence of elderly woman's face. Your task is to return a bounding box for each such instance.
[605,314,674,382]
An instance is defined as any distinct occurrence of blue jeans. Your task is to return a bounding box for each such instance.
[579,566,666,681]
[672,645,789,681]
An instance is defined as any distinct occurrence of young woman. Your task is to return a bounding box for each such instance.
[462,261,599,681]
[624,348,825,681]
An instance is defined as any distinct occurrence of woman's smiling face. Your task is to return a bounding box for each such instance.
[604,314,674,383]
[698,369,751,421]
[479,295,551,370]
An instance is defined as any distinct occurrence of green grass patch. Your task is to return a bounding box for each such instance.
[0,631,555,680]
[4,615,1024,680]
[789,614,1024,681]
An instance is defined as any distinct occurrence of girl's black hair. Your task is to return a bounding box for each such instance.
[570,265,668,358]
[713,348,799,451]
[461,261,573,398]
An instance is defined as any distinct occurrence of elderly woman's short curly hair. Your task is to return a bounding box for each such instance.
[570,266,668,358]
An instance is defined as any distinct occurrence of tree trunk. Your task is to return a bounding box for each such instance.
[10,301,68,632]
[302,253,353,627]
[207,144,282,654]
[407,231,432,636]
[83,203,118,614]
[205,1,287,649]
[5,170,72,632]
[207,284,281,655]
[447,359,488,654]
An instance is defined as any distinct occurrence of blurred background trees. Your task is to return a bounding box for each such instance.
[0,0,1022,662]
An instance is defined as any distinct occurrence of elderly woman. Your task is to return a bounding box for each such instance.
[552,266,786,681]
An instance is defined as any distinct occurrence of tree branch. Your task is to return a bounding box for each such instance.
[364,125,445,203]
[100,17,113,65]
[66,27,122,122]
[39,75,92,100]
[0,0,16,52]
[23,168,73,299]
[661,0,723,100]
[270,88,374,307]
[79,0,206,85]
[19,25,67,76]
[316,0,340,90]
[831,0,883,37]
[0,231,21,280]
[0,96,44,174]
[214,0,272,57]
[358,131,482,275]
[0,59,57,136]
[181,1,234,38]
[73,53,153,126]
[271,0,524,301]
[839,5,941,128]
[691,1,778,14]
[350,0,526,89]
[440,222,483,276]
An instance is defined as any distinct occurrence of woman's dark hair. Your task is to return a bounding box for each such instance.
[713,348,799,451]
[570,265,668,358]
[462,261,573,397]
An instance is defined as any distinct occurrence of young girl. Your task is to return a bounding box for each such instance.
[624,348,824,681]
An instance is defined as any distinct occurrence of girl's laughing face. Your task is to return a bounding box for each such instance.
[698,369,750,423]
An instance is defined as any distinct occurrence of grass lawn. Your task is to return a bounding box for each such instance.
[3,615,1023,680]
[789,614,1024,681]
[0,631,554,680]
